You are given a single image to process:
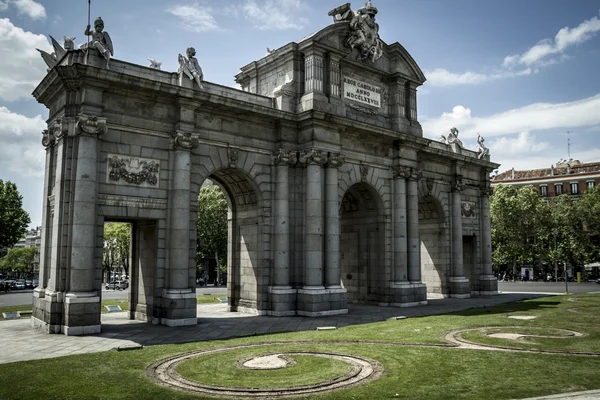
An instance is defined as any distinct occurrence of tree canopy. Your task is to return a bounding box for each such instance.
[196,186,228,272]
[0,180,31,249]
[0,246,37,276]
[103,222,130,277]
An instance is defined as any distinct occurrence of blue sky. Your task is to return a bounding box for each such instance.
[1,0,600,227]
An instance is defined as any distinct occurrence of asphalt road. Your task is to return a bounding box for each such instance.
[498,281,600,294]
[0,285,228,308]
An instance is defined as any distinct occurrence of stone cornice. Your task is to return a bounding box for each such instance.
[171,130,199,151]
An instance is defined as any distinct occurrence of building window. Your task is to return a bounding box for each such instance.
[555,184,562,195]
[570,183,579,194]
[587,181,595,189]
[539,185,547,196]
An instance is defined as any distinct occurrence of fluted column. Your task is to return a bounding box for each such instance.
[407,168,422,283]
[300,149,327,288]
[451,175,466,278]
[393,166,409,282]
[325,153,344,287]
[168,131,198,289]
[273,149,296,288]
[69,115,106,293]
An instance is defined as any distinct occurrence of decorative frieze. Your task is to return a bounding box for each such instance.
[461,201,477,218]
[106,154,160,187]
[326,153,345,168]
[75,114,107,137]
[298,149,327,166]
[171,130,199,151]
[273,148,298,166]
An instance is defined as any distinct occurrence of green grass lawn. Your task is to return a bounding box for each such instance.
[0,293,598,400]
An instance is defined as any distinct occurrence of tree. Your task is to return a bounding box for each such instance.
[0,246,37,277]
[197,186,228,284]
[0,180,31,249]
[578,186,600,253]
[102,222,130,281]
[546,194,594,279]
[490,184,549,276]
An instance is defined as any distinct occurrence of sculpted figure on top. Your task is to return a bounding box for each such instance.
[476,133,490,159]
[82,17,114,69]
[178,47,204,89]
[440,127,464,149]
[329,1,383,63]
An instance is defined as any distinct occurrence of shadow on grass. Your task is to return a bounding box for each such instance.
[93,293,559,347]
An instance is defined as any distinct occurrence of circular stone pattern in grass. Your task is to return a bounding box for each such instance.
[147,344,382,398]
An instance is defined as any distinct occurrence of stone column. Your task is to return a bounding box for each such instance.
[393,166,409,282]
[273,149,296,288]
[325,153,344,287]
[301,149,327,289]
[163,130,199,326]
[407,168,422,283]
[449,174,470,298]
[479,186,498,294]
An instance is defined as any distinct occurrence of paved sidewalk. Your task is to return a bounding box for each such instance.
[0,293,550,365]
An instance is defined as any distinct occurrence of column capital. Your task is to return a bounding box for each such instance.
[75,114,107,138]
[392,165,411,179]
[299,148,327,166]
[171,130,199,151]
[480,186,493,197]
[273,148,298,166]
[408,168,422,181]
[326,152,345,168]
[452,174,466,192]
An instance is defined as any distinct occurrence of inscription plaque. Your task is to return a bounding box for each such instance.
[343,76,381,108]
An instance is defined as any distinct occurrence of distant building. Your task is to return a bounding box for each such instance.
[491,160,600,198]
[13,227,42,276]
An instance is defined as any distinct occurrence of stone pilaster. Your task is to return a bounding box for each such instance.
[479,185,498,295]
[407,168,422,283]
[392,166,409,282]
[449,174,470,298]
[162,130,199,327]
[325,153,344,288]
[269,148,297,316]
[60,114,106,335]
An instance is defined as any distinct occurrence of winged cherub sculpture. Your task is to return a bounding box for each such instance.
[178,47,204,89]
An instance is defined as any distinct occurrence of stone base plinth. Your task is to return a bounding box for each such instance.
[63,292,101,335]
[478,275,498,295]
[32,288,64,334]
[269,286,297,316]
[297,286,348,317]
[449,277,471,298]
[160,289,197,327]
[388,282,428,307]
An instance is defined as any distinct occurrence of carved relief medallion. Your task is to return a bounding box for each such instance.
[461,201,477,218]
[106,154,160,187]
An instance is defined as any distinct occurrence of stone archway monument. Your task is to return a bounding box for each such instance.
[32,2,498,335]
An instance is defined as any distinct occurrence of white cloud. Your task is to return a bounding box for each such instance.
[425,68,533,87]
[167,0,309,32]
[426,16,600,87]
[12,0,46,20]
[504,17,600,68]
[167,5,220,33]
[0,18,52,101]
[0,1,8,11]
[241,0,308,30]
[489,132,550,155]
[421,93,600,139]
[0,106,46,179]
